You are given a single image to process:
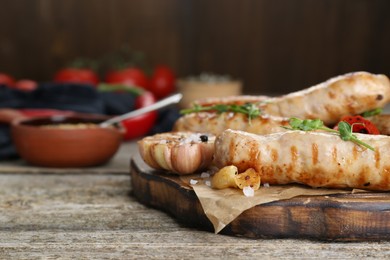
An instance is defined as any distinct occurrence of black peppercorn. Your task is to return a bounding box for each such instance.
[199,135,208,142]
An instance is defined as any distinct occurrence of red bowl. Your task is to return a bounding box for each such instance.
[11,114,123,167]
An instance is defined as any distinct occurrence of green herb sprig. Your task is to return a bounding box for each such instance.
[180,103,261,123]
[97,83,143,95]
[361,108,382,118]
[283,118,375,151]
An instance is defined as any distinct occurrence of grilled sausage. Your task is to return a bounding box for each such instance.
[192,95,269,107]
[174,72,390,134]
[368,114,390,135]
[214,129,390,191]
[260,72,390,125]
[173,112,290,135]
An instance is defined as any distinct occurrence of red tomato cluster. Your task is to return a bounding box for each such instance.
[104,67,149,89]
[0,73,38,91]
[54,68,99,86]
[120,91,158,140]
[0,73,14,86]
[53,64,176,100]
[52,64,176,140]
[1,63,176,140]
[336,115,380,135]
[148,65,175,99]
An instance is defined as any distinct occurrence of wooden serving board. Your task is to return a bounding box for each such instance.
[130,155,390,241]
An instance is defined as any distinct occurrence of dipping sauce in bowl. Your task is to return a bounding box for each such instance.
[11,114,123,168]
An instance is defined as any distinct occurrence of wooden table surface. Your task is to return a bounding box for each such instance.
[1,141,390,259]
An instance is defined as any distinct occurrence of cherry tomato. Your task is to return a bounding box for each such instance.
[0,73,15,87]
[120,91,157,140]
[54,68,99,86]
[15,79,38,91]
[105,67,148,89]
[120,112,157,140]
[336,115,380,135]
[148,65,175,99]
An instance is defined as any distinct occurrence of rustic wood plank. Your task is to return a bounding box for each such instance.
[1,1,390,94]
[2,231,390,259]
[1,173,390,258]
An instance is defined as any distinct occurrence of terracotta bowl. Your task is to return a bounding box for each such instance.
[11,114,123,168]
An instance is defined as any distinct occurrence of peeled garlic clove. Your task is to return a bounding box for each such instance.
[211,165,238,189]
[234,168,261,190]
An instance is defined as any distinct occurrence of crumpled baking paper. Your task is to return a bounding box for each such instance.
[181,174,359,233]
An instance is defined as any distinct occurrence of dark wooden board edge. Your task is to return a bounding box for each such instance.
[130,155,214,233]
[130,155,390,241]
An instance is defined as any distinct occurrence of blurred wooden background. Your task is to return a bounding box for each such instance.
[0,0,389,94]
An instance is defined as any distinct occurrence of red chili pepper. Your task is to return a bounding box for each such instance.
[120,90,157,140]
[97,84,158,140]
[135,90,155,107]
[336,115,380,135]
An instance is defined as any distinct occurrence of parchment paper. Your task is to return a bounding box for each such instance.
[181,174,358,233]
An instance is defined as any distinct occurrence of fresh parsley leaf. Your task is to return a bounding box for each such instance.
[180,103,262,123]
[361,108,382,117]
[284,118,375,151]
[337,121,352,141]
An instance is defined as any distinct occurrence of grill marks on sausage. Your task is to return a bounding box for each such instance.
[352,146,359,161]
[332,147,338,165]
[247,139,260,170]
[271,148,278,163]
[379,167,390,189]
[312,143,319,165]
[290,146,298,163]
[215,130,390,191]
[174,112,291,136]
[328,91,336,99]
[357,166,370,189]
[375,149,381,169]
[289,146,298,178]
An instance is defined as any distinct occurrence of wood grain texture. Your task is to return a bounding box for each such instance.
[0,0,389,94]
[0,161,390,258]
[131,155,390,241]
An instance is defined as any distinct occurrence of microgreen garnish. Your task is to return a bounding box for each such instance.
[97,83,143,96]
[283,118,375,151]
[361,108,382,117]
[180,103,261,123]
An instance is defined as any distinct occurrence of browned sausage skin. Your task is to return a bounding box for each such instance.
[174,72,390,134]
[214,129,390,191]
[260,72,390,125]
[192,95,269,107]
[368,114,390,135]
[174,112,290,135]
